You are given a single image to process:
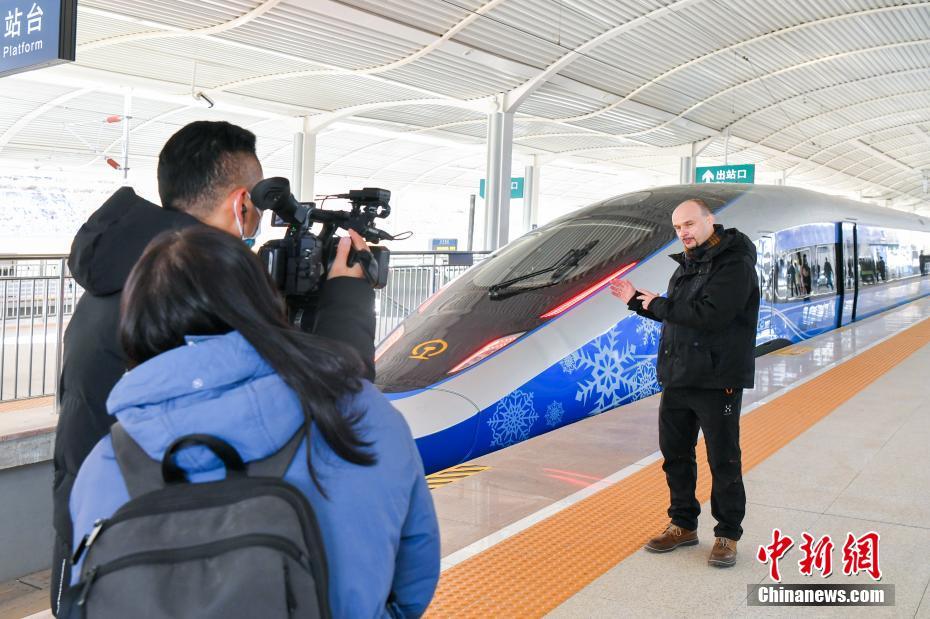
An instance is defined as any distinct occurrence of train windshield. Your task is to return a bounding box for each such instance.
[478,218,657,296]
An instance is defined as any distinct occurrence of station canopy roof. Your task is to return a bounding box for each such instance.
[1,0,929,212]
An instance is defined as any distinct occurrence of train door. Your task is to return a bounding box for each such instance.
[838,222,857,326]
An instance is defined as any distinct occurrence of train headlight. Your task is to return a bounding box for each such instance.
[539,262,637,319]
[448,332,525,374]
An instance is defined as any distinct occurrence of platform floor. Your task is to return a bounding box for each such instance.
[551,333,930,618]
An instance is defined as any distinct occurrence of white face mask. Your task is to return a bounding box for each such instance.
[233,195,261,248]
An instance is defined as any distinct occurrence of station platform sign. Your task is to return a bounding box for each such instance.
[1,0,77,78]
[696,164,755,184]
[479,177,525,199]
[430,238,458,251]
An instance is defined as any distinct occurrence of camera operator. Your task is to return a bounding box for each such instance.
[50,121,377,614]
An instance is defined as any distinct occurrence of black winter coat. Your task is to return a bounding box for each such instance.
[50,187,376,612]
[629,225,760,390]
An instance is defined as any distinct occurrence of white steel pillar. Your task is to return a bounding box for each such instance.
[120,88,132,184]
[679,154,694,184]
[523,154,541,232]
[484,110,514,250]
[292,117,318,202]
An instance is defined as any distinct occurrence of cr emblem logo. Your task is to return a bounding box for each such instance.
[410,339,448,360]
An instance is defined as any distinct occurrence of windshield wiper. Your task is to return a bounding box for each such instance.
[488,240,599,301]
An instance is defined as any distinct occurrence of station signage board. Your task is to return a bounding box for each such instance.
[696,164,755,184]
[479,177,525,199]
[1,0,77,79]
[430,238,458,251]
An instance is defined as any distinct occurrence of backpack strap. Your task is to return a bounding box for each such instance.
[247,426,306,479]
[111,422,166,499]
[112,423,305,496]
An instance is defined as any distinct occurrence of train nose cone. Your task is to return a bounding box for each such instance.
[387,388,481,473]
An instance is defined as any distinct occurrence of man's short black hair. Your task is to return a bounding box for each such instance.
[157,121,258,216]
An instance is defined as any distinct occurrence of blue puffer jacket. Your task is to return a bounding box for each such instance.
[69,331,440,618]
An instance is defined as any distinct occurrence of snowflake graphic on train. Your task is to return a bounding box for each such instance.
[635,315,662,347]
[487,389,538,447]
[559,351,581,374]
[544,401,565,427]
[574,321,660,415]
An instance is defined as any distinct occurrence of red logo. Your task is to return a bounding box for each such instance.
[757,528,794,582]
[842,531,882,580]
[757,529,882,581]
[798,533,834,577]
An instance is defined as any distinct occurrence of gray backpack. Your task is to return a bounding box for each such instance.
[64,424,329,619]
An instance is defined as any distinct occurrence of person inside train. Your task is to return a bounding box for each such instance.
[787,259,797,297]
[611,198,759,568]
[877,255,887,282]
[67,225,441,617]
[823,257,834,290]
[51,121,378,614]
[801,254,812,297]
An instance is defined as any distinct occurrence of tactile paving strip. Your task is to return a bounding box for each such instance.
[426,317,930,617]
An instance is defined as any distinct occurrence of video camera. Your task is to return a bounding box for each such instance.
[253,177,394,323]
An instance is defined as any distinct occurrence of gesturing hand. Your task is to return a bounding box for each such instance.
[610,278,637,303]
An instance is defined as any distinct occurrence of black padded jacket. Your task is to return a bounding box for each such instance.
[628,225,760,390]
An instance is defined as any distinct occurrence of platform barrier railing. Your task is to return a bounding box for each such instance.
[0,251,488,405]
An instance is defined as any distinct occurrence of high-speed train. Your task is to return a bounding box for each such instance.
[375,185,930,474]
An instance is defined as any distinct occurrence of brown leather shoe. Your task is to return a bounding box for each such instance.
[708,537,737,567]
[644,523,698,553]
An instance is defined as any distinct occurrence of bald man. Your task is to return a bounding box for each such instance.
[611,198,759,568]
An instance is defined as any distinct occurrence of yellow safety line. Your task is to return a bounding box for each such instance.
[426,317,930,617]
[426,465,491,490]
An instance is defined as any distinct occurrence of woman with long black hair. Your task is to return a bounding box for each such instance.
[67,226,440,617]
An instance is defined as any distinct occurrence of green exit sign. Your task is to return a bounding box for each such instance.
[479,177,524,199]
[696,164,755,184]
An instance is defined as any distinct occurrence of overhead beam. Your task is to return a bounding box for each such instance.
[729,67,930,133]
[852,140,916,175]
[0,88,94,154]
[79,0,284,51]
[613,39,930,140]
[540,3,930,127]
[7,63,318,119]
[504,0,706,111]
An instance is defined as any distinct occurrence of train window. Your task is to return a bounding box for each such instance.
[813,245,835,293]
[856,225,930,284]
[472,217,659,291]
[774,223,836,301]
[773,247,823,300]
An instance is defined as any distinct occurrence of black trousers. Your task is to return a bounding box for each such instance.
[659,386,746,540]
